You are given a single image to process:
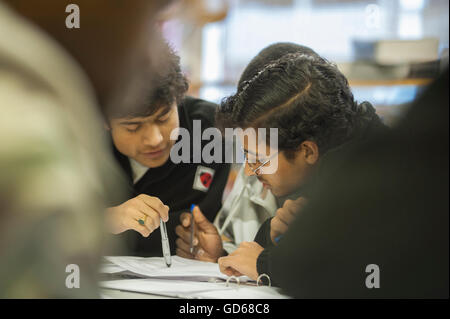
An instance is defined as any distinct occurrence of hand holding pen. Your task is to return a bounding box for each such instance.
[105,194,169,238]
[270,197,307,245]
[175,205,224,263]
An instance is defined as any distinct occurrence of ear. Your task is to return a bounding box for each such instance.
[300,141,319,165]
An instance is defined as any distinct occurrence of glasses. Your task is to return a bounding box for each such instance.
[243,149,279,175]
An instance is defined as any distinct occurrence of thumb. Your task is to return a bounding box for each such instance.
[180,212,192,227]
[193,206,215,233]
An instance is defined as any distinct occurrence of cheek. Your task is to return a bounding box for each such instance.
[111,130,138,157]
[269,161,298,187]
[265,171,283,187]
[163,117,180,146]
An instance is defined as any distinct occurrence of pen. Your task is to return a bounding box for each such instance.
[190,204,195,253]
[160,219,171,267]
[274,235,282,244]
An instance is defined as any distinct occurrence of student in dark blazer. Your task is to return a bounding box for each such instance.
[104,43,230,257]
[267,69,449,298]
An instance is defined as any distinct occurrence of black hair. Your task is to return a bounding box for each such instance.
[107,42,188,119]
[216,48,382,158]
[238,42,321,87]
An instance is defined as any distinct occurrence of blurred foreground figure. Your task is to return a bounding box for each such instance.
[0,0,168,297]
[271,69,449,298]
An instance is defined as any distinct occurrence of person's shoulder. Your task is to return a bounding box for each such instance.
[179,96,218,127]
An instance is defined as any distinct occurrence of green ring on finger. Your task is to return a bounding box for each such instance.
[137,215,147,226]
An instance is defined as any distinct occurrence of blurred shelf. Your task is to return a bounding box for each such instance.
[348,78,433,86]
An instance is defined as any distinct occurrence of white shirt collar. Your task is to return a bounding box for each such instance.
[129,158,150,184]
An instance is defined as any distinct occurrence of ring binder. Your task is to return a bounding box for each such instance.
[208,277,220,283]
[225,275,241,287]
[256,273,271,287]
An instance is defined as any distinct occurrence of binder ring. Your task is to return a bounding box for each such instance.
[226,276,240,287]
[256,273,271,287]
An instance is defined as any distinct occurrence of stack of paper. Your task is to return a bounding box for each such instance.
[103,255,252,282]
[99,256,290,299]
[99,278,289,299]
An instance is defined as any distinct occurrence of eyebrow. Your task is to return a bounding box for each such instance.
[119,120,143,126]
[118,107,173,126]
[156,106,172,118]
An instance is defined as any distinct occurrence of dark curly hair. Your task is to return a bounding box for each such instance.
[216,50,382,158]
[107,42,189,119]
[238,42,321,88]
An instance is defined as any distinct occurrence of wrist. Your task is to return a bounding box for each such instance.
[105,206,121,234]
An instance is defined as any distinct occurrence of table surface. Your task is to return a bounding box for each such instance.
[100,288,177,299]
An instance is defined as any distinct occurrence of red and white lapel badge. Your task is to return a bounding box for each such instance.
[193,166,215,192]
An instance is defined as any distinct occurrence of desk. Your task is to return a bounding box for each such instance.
[100,288,176,299]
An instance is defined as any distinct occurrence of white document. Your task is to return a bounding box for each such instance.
[103,255,251,282]
[100,256,290,298]
[99,278,290,299]
[99,263,126,274]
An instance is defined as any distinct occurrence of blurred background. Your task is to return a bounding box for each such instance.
[156,0,448,197]
[158,0,448,126]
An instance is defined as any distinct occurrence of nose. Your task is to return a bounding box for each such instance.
[243,161,256,177]
[142,125,163,147]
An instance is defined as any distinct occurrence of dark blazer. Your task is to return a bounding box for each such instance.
[259,70,449,298]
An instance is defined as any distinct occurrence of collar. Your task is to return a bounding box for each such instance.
[129,158,150,184]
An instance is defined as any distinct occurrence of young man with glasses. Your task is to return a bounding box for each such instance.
[174,43,384,266]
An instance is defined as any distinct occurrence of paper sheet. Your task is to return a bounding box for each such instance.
[103,255,250,282]
[99,278,290,299]
[100,256,290,298]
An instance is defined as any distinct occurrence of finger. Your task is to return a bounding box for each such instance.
[176,238,194,255]
[218,256,243,277]
[248,241,263,250]
[281,198,306,224]
[275,206,294,226]
[124,207,154,233]
[239,241,252,248]
[293,196,308,206]
[175,225,198,246]
[180,212,192,227]
[285,197,307,215]
[218,256,231,274]
[277,208,296,225]
[128,199,160,231]
[194,249,219,263]
[125,218,151,237]
[138,194,169,222]
[176,248,194,259]
[274,207,290,226]
[229,269,243,277]
[130,205,159,232]
[197,229,219,250]
[193,206,217,234]
[240,241,260,250]
[223,267,241,277]
[271,217,289,234]
[144,210,161,232]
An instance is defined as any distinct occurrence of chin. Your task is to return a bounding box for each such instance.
[140,153,170,168]
[270,187,288,198]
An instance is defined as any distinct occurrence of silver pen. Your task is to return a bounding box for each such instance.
[190,204,195,253]
[160,219,171,267]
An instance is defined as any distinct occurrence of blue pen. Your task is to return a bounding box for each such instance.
[274,235,283,244]
[189,204,195,253]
